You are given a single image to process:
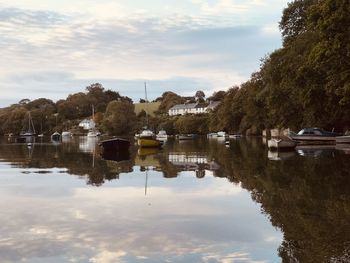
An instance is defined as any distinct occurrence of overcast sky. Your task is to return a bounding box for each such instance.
[0,0,289,106]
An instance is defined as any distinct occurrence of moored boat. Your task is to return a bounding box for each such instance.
[229,134,242,139]
[176,134,196,140]
[288,128,341,144]
[99,138,130,152]
[138,138,162,147]
[137,129,162,148]
[20,112,36,137]
[87,130,101,137]
[207,133,218,138]
[268,138,297,150]
[156,129,168,141]
[51,131,61,141]
[217,131,228,138]
[62,131,72,137]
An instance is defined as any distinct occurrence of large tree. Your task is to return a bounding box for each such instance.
[102,100,137,135]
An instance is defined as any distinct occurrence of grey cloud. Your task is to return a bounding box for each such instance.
[0,7,67,26]
[0,7,282,107]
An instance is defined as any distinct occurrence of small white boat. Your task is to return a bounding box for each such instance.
[229,134,242,139]
[156,129,168,141]
[268,138,297,150]
[217,131,228,137]
[62,131,72,137]
[336,135,350,144]
[87,130,101,137]
[38,133,44,137]
[176,134,196,140]
[207,133,218,138]
[288,128,341,144]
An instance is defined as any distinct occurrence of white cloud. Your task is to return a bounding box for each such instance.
[0,1,288,106]
[89,250,127,263]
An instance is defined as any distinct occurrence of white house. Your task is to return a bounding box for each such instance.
[79,119,95,130]
[168,101,220,116]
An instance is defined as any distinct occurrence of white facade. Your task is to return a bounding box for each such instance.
[168,101,220,116]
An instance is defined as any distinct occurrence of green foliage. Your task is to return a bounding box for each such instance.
[157,91,186,113]
[215,0,350,133]
[174,114,209,134]
[207,91,226,102]
[101,100,137,135]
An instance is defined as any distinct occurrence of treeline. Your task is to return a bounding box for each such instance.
[1,0,349,136]
[0,83,130,135]
[145,0,350,135]
[213,0,350,133]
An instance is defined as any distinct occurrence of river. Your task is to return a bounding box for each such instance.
[0,136,349,263]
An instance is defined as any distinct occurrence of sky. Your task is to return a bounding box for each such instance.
[0,0,289,107]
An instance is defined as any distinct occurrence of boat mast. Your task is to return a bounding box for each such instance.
[144,169,148,196]
[92,105,95,129]
[28,112,35,134]
[144,82,149,128]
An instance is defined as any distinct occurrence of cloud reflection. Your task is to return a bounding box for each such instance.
[0,169,281,262]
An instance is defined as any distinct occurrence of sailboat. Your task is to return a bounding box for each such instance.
[87,105,101,137]
[137,83,162,148]
[51,113,61,141]
[20,112,36,136]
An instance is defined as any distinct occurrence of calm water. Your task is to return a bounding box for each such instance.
[0,136,349,263]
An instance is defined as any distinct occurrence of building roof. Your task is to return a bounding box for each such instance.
[169,103,198,110]
[169,101,221,111]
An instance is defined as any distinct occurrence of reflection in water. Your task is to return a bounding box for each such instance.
[168,152,220,178]
[296,145,336,157]
[79,136,99,153]
[0,137,349,262]
[267,150,297,161]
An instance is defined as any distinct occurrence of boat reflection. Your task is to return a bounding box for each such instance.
[335,144,350,155]
[267,150,297,161]
[296,145,336,157]
[79,136,99,153]
[101,150,130,162]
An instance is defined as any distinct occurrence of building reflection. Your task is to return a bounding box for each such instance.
[167,152,220,178]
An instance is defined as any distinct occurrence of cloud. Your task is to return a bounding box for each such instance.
[0,1,287,107]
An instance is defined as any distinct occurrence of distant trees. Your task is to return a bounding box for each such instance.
[195,90,205,102]
[174,114,209,134]
[2,0,350,138]
[101,100,137,135]
[0,83,134,135]
[207,91,226,102]
[157,91,186,113]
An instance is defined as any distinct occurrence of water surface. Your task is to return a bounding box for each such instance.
[0,136,349,263]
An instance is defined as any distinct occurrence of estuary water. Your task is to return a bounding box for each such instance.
[0,136,349,263]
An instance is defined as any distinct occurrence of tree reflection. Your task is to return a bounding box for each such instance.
[0,136,349,262]
[214,138,350,263]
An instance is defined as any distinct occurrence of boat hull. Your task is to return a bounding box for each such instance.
[288,135,336,144]
[137,138,162,148]
[100,138,130,152]
[177,134,195,140]
[51,132,61,141]
[268,139,297,150]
